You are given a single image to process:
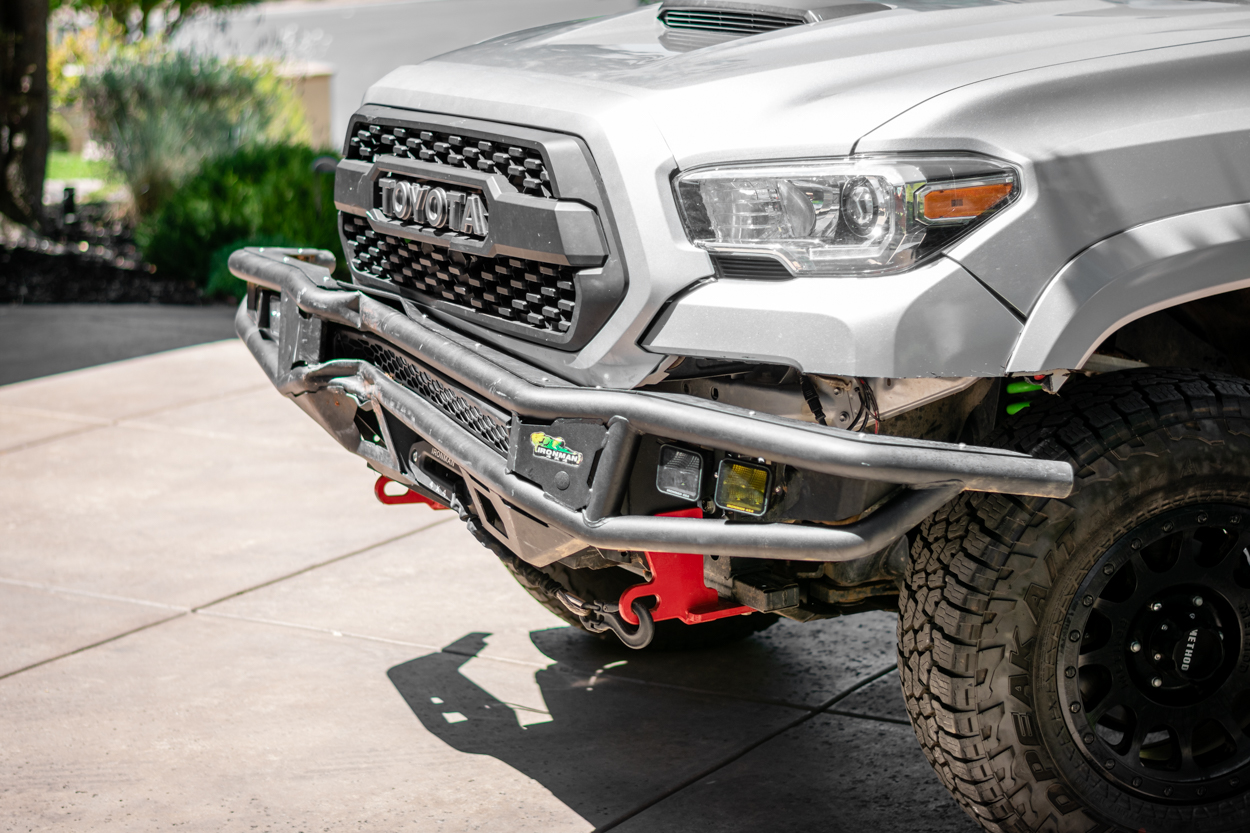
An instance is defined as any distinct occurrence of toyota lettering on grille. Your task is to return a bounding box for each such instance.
[377,177,489,237]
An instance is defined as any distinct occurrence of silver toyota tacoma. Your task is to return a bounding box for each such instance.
[230,1,1250,829]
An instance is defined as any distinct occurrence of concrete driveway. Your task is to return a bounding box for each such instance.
[0,340,976,832]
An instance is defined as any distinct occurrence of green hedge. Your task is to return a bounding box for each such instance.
[138,143,343,299]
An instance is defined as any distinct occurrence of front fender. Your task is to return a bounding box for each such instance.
[1007,202,1250,374]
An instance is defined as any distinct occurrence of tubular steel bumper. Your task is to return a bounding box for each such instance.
[230,247,1073,564]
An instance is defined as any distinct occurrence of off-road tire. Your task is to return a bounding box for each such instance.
[502,558,778,651]
[899,369,1250,832]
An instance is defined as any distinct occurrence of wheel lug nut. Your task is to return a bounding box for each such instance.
[1160,623,1169,632]
[1193,595,1204,607]
[1154,653,1163,661]
[1083,732,1095,744]
[1152,676,1163,688]
[1130,641,1142,653]
[1150,602,1163,612]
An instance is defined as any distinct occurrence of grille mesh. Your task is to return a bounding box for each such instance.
[659,8,803,34]
[334,332,511,455]
[342,215,577,334]
[347,120,553,199]
[712,254,793,280]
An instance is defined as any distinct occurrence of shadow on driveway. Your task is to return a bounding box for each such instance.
[388,629,977,832]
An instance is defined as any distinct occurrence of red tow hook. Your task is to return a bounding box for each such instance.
[373,475,451,510]
[617,507,753,626]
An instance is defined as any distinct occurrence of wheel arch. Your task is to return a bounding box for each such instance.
[1006,202,1250,374]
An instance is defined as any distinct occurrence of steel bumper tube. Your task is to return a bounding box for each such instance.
[230,247,1074,562]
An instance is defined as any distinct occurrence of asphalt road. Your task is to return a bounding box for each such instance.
[178,0,642,147]
[0,304,240,386]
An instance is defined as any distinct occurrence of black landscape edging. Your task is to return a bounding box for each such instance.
[2,199,230,306]
[0,246,216,305]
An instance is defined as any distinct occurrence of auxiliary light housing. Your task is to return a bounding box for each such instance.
[714,459,772,516]
[656,444,704,502]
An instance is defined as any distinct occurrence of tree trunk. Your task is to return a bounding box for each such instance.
[0,0,49,230]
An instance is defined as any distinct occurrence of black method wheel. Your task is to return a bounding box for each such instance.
[899,369,1250,833]
[1057,505,1250,805]
[501,557,778,651]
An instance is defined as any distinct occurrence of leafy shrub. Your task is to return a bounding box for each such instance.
[137,143,342,299]
[80,50,307,215]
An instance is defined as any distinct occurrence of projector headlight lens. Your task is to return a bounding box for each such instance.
[841,177,884,239]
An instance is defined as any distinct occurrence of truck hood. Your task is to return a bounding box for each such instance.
[371,0,1250,166]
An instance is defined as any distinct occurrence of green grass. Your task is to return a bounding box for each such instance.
[46,151,123,185]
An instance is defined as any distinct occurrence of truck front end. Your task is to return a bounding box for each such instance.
[230,8,1077,637]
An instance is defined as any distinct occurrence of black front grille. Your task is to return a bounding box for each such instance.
[347,120,553,200]
[659,8,803,34]
[342,215,577,334]
[333,332,511,455]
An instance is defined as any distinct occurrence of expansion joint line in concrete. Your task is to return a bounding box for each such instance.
[0,520,448,683]
[190,517,453,612]
[825,708,911,726]
[0,613,188,682]
[591,662,901,833]
[0,383,270,457]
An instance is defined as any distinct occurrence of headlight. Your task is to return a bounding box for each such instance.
[674,155,1018,276]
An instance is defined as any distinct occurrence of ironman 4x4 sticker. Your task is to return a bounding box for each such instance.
[530,432,584,467]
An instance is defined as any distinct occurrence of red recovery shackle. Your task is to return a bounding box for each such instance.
[373,475,451,510]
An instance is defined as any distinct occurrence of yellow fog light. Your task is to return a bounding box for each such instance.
[714,459,771,516]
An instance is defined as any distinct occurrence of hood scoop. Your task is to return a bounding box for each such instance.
[658,0,889,37]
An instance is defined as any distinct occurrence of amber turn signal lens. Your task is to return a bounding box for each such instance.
[923,182,1014,222]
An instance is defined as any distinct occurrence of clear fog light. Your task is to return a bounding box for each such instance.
[656,444,703,501]
[266,295,282,333]
[714,459,771,516]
